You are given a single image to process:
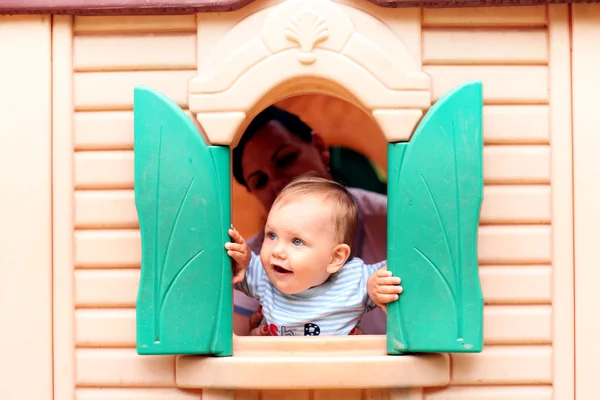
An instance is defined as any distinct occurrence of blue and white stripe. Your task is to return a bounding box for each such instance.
[235,253,386,336]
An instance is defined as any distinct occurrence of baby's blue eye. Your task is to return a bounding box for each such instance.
[292,238,304,246]
[268,232,277,240]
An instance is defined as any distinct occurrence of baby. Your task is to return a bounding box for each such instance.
[225,176,403,336]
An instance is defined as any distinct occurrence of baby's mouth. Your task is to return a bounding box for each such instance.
[272,264,292,275]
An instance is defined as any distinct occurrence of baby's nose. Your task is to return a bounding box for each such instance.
[272,245,287,259]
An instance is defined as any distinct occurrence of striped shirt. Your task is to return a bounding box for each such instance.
[235,253,387,336]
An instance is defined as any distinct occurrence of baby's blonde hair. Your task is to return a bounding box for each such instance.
[273,175,358,259]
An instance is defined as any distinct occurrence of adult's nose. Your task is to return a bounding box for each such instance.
[272,173,293,193]
[273,181,288,196]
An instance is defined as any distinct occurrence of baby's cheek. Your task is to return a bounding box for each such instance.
[259,249,270,267]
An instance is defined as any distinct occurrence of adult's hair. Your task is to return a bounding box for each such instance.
[232,106,314,187]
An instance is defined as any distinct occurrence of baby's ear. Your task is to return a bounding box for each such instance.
[327,244,351,274]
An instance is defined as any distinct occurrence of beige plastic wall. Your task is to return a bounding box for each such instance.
[1,2,600,400]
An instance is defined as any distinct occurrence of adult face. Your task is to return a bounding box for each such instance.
[241,120,331,210]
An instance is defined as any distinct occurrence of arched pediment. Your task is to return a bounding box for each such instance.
[188,0,431,146]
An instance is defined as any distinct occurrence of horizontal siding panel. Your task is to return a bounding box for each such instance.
[235,391,262,400]
[483,106,549,144]
[423,29,547,65]
[72,106,549,151]
[75,111,134,150]
[77,388,201,400]
[74,110,193,150]
[422,6,547,26]
[484,146,549,184]
[74,15,197,33]
[73,146,550,189]
[76,309,136,347]
[481,185,550,224]
[74,34,196,71]
[74,151,132,189]
[74,225,550,268]
[76,348,174,386]
[424,66,549,104]
[425,386,552,400]
[75,230,141,268]
[262,391,310,400]
[451,345,552,384]
[362,389,388,400]
[478,225,550,264]
[313,390,362,400]
[75,266,550,308]
[74,70,196,111]
[75,269,140,308]
[74,185,549,229]
[480,266,551,305]
[483,306,551,344]
[75,305,550,347]
[75,190,137,229]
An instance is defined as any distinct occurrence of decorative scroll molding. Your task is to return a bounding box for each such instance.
[259,0,354,55]
[187,0,432,146]
[284,11,329,64]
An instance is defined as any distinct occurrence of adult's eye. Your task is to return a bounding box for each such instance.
[250,174,268,190]
[276,152,298,168]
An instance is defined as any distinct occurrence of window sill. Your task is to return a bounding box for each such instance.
[175,336,450,389]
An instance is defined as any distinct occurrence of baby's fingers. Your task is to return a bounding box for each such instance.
[375,267,389,278]
[376,293,400,304]
[227,250,247,264]
[377,285,403,295]
[376,276,401,286]
[227,249,243,258]
[225,242,245,253]
[228,226,245,244]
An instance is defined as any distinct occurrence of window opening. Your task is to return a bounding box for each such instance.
[231,94,389,337]
[133,80,485,357]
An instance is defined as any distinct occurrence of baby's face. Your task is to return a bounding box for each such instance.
[260,195,338,295]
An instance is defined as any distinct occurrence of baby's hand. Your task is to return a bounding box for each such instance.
[225,225,251,284]
[368,265,403,312]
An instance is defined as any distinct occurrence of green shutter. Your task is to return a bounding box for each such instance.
[387,81,484,354]
[134,86,232,356]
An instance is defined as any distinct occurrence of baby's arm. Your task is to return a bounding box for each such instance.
[366,264,403,313]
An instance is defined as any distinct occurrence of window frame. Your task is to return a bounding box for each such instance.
[132,81,484,389]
